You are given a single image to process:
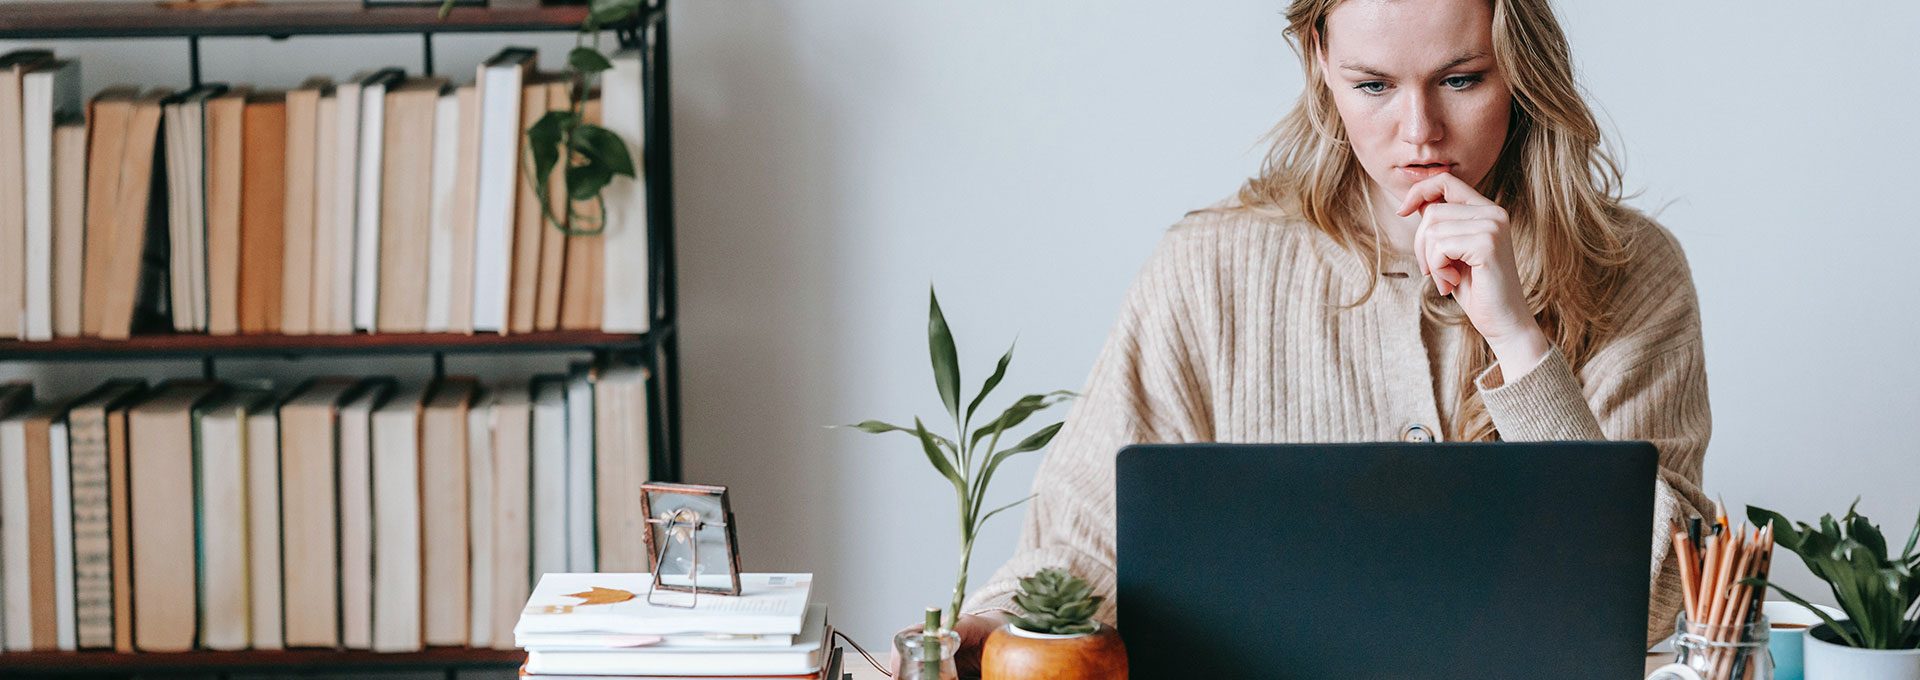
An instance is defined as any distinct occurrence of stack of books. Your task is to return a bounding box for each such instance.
[515,573,843,679]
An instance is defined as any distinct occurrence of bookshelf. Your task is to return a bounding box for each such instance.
[0,0,681,673]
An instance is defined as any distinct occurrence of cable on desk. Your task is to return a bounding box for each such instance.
[832,629,892,677]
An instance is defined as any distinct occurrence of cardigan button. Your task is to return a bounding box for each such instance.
[1402,423,1435,443]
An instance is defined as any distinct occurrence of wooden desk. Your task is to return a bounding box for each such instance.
[839,653,1677,679]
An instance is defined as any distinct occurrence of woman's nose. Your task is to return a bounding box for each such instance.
[1397,91,1444,145]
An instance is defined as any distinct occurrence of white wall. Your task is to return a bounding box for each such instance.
[8,0,1918,653]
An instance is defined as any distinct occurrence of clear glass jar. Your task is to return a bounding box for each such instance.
[1647,613,1773,680]
[892,627,960,680]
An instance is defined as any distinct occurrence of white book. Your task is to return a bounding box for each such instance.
[0,412,31,649]
[425,91,461,333]
[244,392,284,649]
[490,381,533,649]
[471,48,535,333]
[371,384,427,652]
[21,60,78,341]
[522,605,829,677]
[517,630,797,650]
[354,70,402,331]
[330,76,366,334]
[467,390,496,647]
[514,574,815,639]
[338,380,391,650]
[49,420,73,651]
[182,90,213,332]
[310,94,341,334]
[162,96,190,332]
[530,377,568,579]
[197,391,263,651]
[600,48,651,333]
[565,364,596,572]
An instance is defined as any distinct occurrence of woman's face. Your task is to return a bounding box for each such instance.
[1317,0,1513,201]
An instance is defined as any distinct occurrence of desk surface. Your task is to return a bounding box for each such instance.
[838,653,1676,679]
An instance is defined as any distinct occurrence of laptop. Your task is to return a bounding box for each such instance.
[1116,442,1657,679]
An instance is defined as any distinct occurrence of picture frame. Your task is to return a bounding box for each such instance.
[639,482,743,601]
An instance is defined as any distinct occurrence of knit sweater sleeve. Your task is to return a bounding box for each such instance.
[1473,223,1713,647]
[961,229,1213,625]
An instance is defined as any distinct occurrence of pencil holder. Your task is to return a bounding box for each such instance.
[1648,613,1773,680]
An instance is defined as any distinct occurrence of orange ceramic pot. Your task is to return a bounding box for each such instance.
[980,623,1128,680]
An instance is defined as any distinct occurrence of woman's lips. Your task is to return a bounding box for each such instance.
[1396,163,1456,181]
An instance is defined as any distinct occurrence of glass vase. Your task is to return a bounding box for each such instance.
[1647,613,1773,680]
[892,626,961,680]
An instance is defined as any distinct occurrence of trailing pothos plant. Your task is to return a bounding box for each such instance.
[439,0,645,236]
[841,288,1075,629]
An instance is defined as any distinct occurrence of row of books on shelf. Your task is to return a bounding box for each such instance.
[515,573,843,679]
[0,360,655,654]
[0,45,653,342]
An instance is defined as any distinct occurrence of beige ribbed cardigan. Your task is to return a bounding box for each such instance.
[962,202,1712,646]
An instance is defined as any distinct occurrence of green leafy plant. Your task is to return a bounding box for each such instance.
[1746,502,1920,650]
[439,0,643,235]
[841,287,1074,628]
[1009,568,1104,636]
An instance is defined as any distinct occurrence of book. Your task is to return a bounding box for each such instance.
[128,381,222,652]
[376,76,448,333]
[522,605,830,677]
[467,389,497,647]
[559,94,606,332]
[533,78,570,332]
[565,363,597,572]
[515,574,815,639]
[79,87,136,338]
[63,380,143,650]
[370,383,428,652]
[1,399,69,650]
[309,92,342,334]
[243,388,284,649]
[49,417,73,650]
[97,88,173,340]
[423,378,478,646]
[203,86,249,336]
[353,68,405,331]
[0,384,32,648]
[447,84,482,333]
[162,84,221,334]
[425,89,461,333]
[508,75,553,335]
[105,381,138,651]
[472,47,536,333]
[530,375,569,579]
[51,116,86,338]
[282,78,332,335]
[338,379,392,650]
[601,48,652,334]
[196,388,276,651]
[490,380,534,649]
[595,361,651,572]
[279,377,365,648]
[237,92,287,335]
[518,647,843,680]
[21,58,80,341]
[0,50,53,340]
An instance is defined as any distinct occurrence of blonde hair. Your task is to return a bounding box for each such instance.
[1235,0,1634,442]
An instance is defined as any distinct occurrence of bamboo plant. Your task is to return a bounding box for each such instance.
[842,287,1074,629]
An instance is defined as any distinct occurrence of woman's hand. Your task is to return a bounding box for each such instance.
[1396,172,1551,374]
[887,611,1009,679]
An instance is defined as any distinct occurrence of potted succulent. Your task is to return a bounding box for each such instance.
[1747,503,1920,680]
[981,568,1128,680]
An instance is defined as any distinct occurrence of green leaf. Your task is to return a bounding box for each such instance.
[970,391,1074,449]
[1751,578,1862,648]
[526,111,572,182]
[972,421,1064,516]
[570,124,636,177]
[977,494,1034,528]
[587,0,643,27]
[566,164,614,202]
[927,288,962,425]
[569,47,613,75]
[1903,507,1919,561]
[1749,506,1807,552]
[839,420,958,453]
[913,418,966,496]
[964,341,1014,426]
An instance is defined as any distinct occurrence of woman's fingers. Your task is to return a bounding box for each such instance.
[1395,172,1494,217]
[1422,227,1498,296]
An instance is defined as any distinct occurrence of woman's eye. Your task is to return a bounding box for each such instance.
[1442,74,1482,90]
[1354,81,1388,95]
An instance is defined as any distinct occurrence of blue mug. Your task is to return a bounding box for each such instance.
[1765,601,1845,680]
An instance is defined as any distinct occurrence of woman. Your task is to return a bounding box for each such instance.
[931,0,1712,671]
